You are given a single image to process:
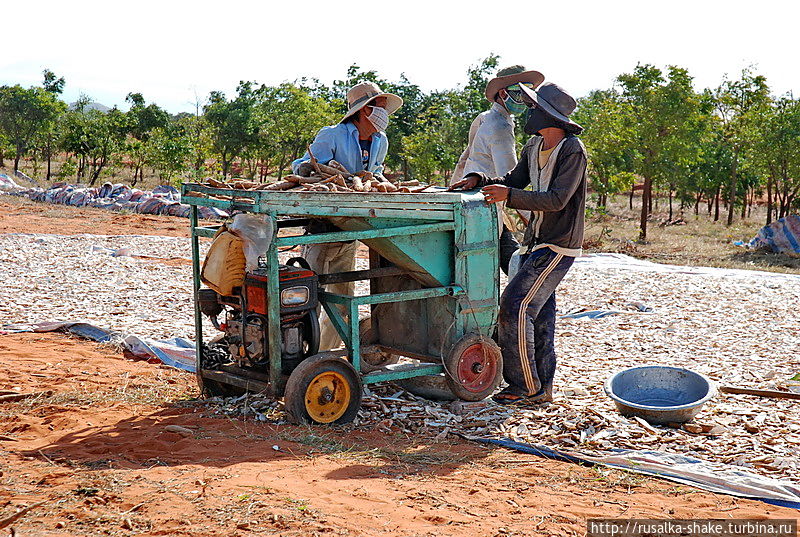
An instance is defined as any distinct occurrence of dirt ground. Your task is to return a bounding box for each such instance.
[1,333,794,537]
[0,198,192,238]
[1,197,797,536]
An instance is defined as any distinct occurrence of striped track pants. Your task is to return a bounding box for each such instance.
[497,248,574,396]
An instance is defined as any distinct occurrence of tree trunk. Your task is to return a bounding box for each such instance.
[639,176,652,241]
[714,184,721,222]
[741,188,748,219]
[695,192,701,216]
[766,175,773,225]
[13,153,21,173]
[726,150,738,226]
[668,189,674,222]
[46,155,52,181]
[629,188,634,210]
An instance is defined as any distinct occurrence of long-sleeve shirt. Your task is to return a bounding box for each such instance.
[292,122,388,176]
[450,103,517,183]
[473,135,587,257]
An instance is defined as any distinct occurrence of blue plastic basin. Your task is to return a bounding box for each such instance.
[604,366,716,425]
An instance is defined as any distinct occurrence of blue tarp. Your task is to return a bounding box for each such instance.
[2,321,196,372]
[749,215,800,254]
[5,181,227,220]
[471,437,800,510]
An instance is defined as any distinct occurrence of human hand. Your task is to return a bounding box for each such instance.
[448,175,479,191]
[481,184,510,204]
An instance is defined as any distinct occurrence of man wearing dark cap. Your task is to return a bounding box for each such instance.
[451,82,587,404]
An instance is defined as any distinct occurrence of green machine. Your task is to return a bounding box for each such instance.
[182,183,503,424]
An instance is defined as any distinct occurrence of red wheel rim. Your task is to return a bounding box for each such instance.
[456,342,498,393]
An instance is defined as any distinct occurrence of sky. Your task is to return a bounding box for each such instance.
[2,0,798,114]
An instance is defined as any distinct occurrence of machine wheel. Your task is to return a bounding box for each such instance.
[443,334,503,402]
[284,353,362,425]
[358,316,399,373]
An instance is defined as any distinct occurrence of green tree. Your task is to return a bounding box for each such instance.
[616,64,705,239]
[710,68,771,226]
[203,83,259,178]
[84,107,129,184]
[573,89,637,208]
[254,83,337,179]
[401,102,462,183]
[124,92,170,184]
[752,95,800,222]
[42,69,65,95]
[0,84,65,172]
[145,124,191,182]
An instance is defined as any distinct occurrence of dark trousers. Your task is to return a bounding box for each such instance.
[499,225,519,275]
[498,248,574,396]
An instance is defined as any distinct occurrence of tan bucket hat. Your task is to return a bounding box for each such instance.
[340,82,403,123]
[484,65,545,102]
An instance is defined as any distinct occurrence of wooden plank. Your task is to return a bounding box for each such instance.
[201,369,272,395]
[720,386,800,400]
[318,266,407,285]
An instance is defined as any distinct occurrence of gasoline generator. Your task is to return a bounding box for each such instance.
[197,258,320,393]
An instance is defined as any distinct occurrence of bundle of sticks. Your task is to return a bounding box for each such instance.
[204,149,435,194]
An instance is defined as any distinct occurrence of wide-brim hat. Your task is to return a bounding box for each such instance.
[340,81,403,123]
[484,66,544,102]
[519,82,583,134]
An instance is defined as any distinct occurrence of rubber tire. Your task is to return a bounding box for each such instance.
[283,354,363,425]
[443,334,503,402]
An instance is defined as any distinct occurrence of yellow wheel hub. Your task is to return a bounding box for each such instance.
[304,371,351,423]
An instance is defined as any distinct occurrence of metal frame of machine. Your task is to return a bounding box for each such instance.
[182,183,502,424]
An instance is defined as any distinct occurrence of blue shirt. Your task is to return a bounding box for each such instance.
[292,122,388,176]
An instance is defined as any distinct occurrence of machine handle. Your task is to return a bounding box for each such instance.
[286,256,312,270]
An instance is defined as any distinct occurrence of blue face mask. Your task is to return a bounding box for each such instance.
[503,96,528,115]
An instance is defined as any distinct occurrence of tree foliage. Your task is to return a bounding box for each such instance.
[2,57,800,232]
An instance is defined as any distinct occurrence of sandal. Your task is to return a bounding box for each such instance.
[491,387,528,405]
[491,387,553,405]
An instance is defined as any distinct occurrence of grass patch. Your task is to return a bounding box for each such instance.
[582,195,800,275]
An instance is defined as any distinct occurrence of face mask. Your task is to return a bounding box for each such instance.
[524,107,559,135]
[503,95,528,115]
[367,106,389,132]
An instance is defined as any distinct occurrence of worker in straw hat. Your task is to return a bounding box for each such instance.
[292,81,403,178]
[450,65,544,275]
[292,82,403,351]
[451,82,587,405]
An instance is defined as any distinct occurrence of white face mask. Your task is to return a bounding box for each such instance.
[367,106,389,132]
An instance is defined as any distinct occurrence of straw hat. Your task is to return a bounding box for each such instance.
[340,82,403,123]
[484,65,544,102]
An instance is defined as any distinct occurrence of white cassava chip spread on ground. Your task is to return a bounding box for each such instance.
[2,232,799,480]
